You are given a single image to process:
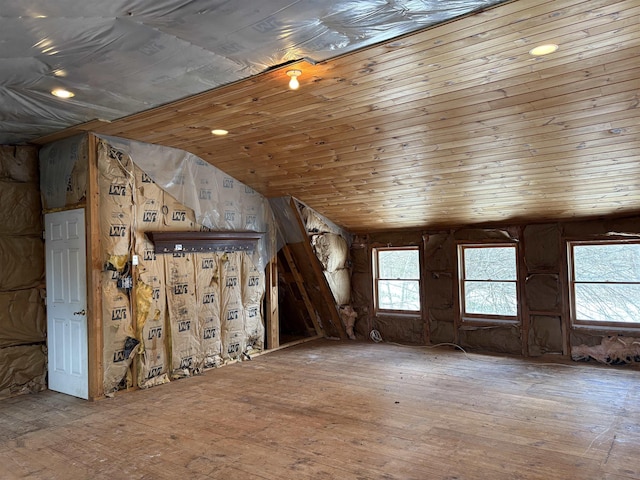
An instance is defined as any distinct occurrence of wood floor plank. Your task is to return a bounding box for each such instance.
[1,340,639,479]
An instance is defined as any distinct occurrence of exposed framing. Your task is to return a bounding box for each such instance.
[86,134,104,400]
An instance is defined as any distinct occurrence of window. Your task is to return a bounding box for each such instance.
[373,247,421,313]
[458,244,518,322]
[568,241,640,327]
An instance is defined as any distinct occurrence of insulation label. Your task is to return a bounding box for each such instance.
[203,327,217,339]
[174,284,188,295]
[109,225,127,237]
[108,184,127,196]
[179,356,193,369]
[111,307,127,321]
[201,258,215,269]
[148,326,162,339]
[171,210,187,222]
[141,173,154,183]
[202,293,215,304]
[147,365,163,379]
[142,210,159,222]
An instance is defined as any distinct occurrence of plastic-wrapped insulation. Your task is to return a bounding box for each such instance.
[1,0,506,144]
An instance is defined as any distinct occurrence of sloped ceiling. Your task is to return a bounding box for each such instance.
[9,0,640,233]
[0,0,505,144]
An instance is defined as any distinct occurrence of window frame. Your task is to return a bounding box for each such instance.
[372,246,422,316]
[567,239,640,330]
[457,242,520,325]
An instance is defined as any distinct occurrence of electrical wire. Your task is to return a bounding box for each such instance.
[368,329,611,369]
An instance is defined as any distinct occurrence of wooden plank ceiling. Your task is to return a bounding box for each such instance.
[82,0,639,233]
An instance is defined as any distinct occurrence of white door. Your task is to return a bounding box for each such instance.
[45,208,88,399]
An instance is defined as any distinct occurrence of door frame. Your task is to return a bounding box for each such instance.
[85,133,104,400]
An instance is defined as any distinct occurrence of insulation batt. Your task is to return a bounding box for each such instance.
[39,135,88,209]
[339,305,357,340]
[220,252,244,332]
[572,336,640,365]
[98,140,136,393]
[163,193,196,231]
[94,137,270,392]
[99,135,273,270]
[241,253,265,350]
[135,232,170,388]
[0,345,47,399]
[0,1,505,145]
[0,289,46,348]
[133,165,170,386]
[312,233,348,272]
[196,253,222,368]
[135,165,164,232]
[165,252,202,377]
[0,145,45,399]
[0,237,44,290]
[0,146,39,182]
[98,141,132,258]
[102,270,135,393]
[0,182,42,235]
[323,268,351,306]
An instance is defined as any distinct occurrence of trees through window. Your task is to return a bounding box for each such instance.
[373,247,421,313]
[458,244,518,322]
[569,241,640,326]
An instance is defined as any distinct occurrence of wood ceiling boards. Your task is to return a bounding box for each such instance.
[87,0,640,233]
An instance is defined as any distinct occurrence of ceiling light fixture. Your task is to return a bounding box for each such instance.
[51,88,74,98]
[211,129,228,136]
[286,69,301,90]
[529,44,559,56]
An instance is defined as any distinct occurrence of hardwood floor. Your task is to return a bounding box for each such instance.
[1,340,639,479]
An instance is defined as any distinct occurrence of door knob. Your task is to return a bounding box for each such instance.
[73,309,86,316]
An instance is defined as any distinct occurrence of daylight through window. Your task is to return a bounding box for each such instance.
[373,247,421,313]
[569,241,640,326]
[458,244,518,321]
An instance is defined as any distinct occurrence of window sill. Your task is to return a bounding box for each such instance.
[375,311,422,319]
[572,323,640,335]
[461,317,520,328]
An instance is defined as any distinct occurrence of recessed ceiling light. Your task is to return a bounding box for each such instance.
[529,44,559,56]
[53,69,67,77]
[211,129,228,136]
[51,88,74,98]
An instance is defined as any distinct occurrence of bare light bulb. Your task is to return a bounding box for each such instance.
[286,69,301,90]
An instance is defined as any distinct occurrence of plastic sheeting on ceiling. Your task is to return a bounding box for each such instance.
[0,0,506,145]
